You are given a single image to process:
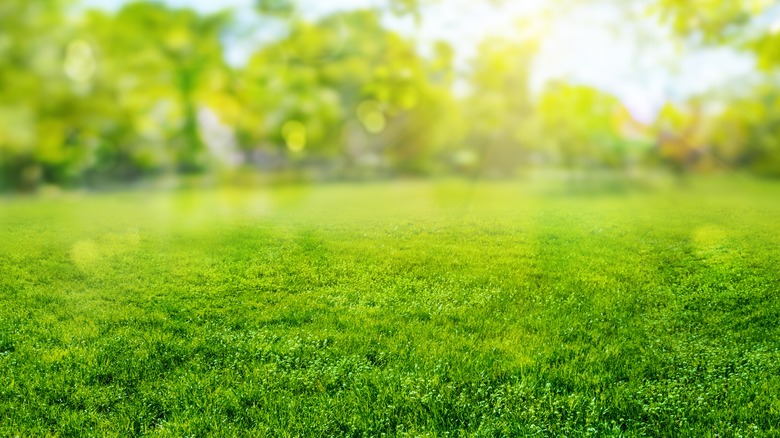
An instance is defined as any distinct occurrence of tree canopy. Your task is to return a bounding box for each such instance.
[1,0,779,190]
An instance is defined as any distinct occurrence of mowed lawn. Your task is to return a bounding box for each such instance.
[1,179,779,436]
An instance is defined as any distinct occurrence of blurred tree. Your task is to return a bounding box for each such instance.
[5,0,780,191]
[462,38,538,177]
[652,0,773,44]
[88,3,232,173]
[650,0,780,72]
[536,83,636,175]
[238,10,457,176]
[651,101,708,176]
[709,86,780,176]
[0,0,84,190]
[647,0,780,177]
[256,0,295,17]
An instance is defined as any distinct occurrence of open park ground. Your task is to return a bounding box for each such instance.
[1,178,779,436]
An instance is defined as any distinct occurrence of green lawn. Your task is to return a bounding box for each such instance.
[1,179,779,436]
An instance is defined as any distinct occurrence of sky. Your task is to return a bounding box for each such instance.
[80,0,758,123]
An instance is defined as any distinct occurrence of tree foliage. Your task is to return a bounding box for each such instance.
[1,0,779,190]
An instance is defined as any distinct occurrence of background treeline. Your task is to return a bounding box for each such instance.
[2,0,780,191]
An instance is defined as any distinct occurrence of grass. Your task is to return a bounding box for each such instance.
[1,178,779,436]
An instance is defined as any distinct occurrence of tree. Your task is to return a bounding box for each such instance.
[536,83,638,174]
[652,0,773,43]
[88,3,232,173]
[708,86,780,176]
[238,9,458,176]
[462,38,538,177]
[0,0,99,190]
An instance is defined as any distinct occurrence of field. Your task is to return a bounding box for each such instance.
[1,179,779,436]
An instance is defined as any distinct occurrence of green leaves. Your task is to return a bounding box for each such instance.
[3,0,780,190]
[256,0,296,18]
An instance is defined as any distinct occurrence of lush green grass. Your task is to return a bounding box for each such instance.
[1,178,780,436]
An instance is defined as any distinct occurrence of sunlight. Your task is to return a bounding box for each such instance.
[64,39,96,83]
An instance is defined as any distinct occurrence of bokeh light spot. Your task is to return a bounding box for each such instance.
[357,100,386,134]
[64,40,96,83]
[283,120,307,152]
